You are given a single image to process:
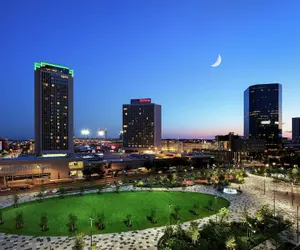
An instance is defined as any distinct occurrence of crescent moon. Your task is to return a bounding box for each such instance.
[211,54,222,67]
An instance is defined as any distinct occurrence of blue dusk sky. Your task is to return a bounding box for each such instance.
[1,0,300,139]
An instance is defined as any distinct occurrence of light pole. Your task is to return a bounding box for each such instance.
[169,204,172,225]
[89,216,93,247]
[292,182,294,206]
[297,205,299,243]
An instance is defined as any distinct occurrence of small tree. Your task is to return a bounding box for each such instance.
[72,233,85,250]
[125,214,132,227]
[192,203,200,216]
[174,205,181,220]
[79,186,84,196]
[150,208,157,224]
[95,212,105,230]
[40,213,48,231]
[68,213,77,232]
[206,199,213,211]
[0,209,4,224]
[226,236,237,250]
[59,187,66,198]
[15,211,24,229]
[37,191,43,202]
[13,194,19,208]
[98,185,103,195]
[187,221,199,245]
[218,207,231,224]
[115,184,120,194]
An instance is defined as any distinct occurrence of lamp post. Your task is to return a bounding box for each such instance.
[81,129,90,139]
[169,204,172,225]
[292,182,294,206]
[89,216,93,247]
[297,205,299,243]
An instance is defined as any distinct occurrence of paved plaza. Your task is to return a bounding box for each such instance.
[0,173,298,250]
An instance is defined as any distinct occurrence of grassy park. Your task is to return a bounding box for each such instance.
[0,191,229,236]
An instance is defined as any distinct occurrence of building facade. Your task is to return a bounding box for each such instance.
[244,83,282,145]
[292,117,300,143]
[122,98,161,151]
[34,62,74,156]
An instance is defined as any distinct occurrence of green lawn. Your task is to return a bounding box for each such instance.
[0,191,229,236]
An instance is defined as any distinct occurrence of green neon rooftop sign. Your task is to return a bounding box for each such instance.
[34,62,74,77]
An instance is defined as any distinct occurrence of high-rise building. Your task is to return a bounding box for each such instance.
[122,98,161,151]
[244,83,282,145]
[292,118,300,143]
[34,62,74,156]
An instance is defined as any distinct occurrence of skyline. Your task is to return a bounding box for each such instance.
[1,1,300,139]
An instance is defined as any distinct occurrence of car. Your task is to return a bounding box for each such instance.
[0,188,11,192]
[19,186,30,190]
[52,188,59,193]
[43,190,49,195]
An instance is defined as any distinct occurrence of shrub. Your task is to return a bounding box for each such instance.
[15,211,24,229]
[68,213,77,232]
[40,213,48,231]
[95,212,105,230]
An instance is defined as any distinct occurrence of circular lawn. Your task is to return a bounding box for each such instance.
[0,191,229,236]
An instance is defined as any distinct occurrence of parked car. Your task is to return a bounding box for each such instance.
[0,188,11,192]
[19,186,30,190]
[52,188,59,193]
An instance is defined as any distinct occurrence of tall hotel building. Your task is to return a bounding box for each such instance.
[34,62,74,156]
[122,98,161,151]
[244,83,282,145]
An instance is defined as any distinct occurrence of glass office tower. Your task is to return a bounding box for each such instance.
[34,62,74,156]
[244,83,282,145]
[292,117,300,143]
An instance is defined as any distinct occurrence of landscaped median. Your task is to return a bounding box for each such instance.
[0,190,229,236]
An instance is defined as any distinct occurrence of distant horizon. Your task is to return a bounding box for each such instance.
[1,1,300,139]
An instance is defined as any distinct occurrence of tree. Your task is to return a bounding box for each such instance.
[255,205,272,223]
[187,221,199,245]
[115,184,120,194]
[59,187,66,198]
[15,211,24,229]
[149,208,157,224]
[174,205,181,220]
[68,213,77,232]
[40,213,48,231]
[72,233,85,250]
[37,191,44,202]
[218,207,231,224]
[79,186,84,196]
[98,185,103,195]
[192,203,200,216]
[0,209,4,224]
[125,214,132,227]
[13,194,19,208]
[225,236,237,250]
[95,212,105,230]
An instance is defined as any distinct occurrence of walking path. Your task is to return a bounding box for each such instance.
[0,174,298,250]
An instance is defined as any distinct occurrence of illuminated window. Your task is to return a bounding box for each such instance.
[63,96,67,99]
[125,113,128,115]
[123,108,127,110]
[64,106,68,109]
[64,136,68,139]
[51,84,55,87]
[57,102,60,105]
[43,83,48,86]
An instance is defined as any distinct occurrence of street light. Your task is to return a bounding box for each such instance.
[169,204,172,225]
[89,216,93,247]
[81,129,90,138]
